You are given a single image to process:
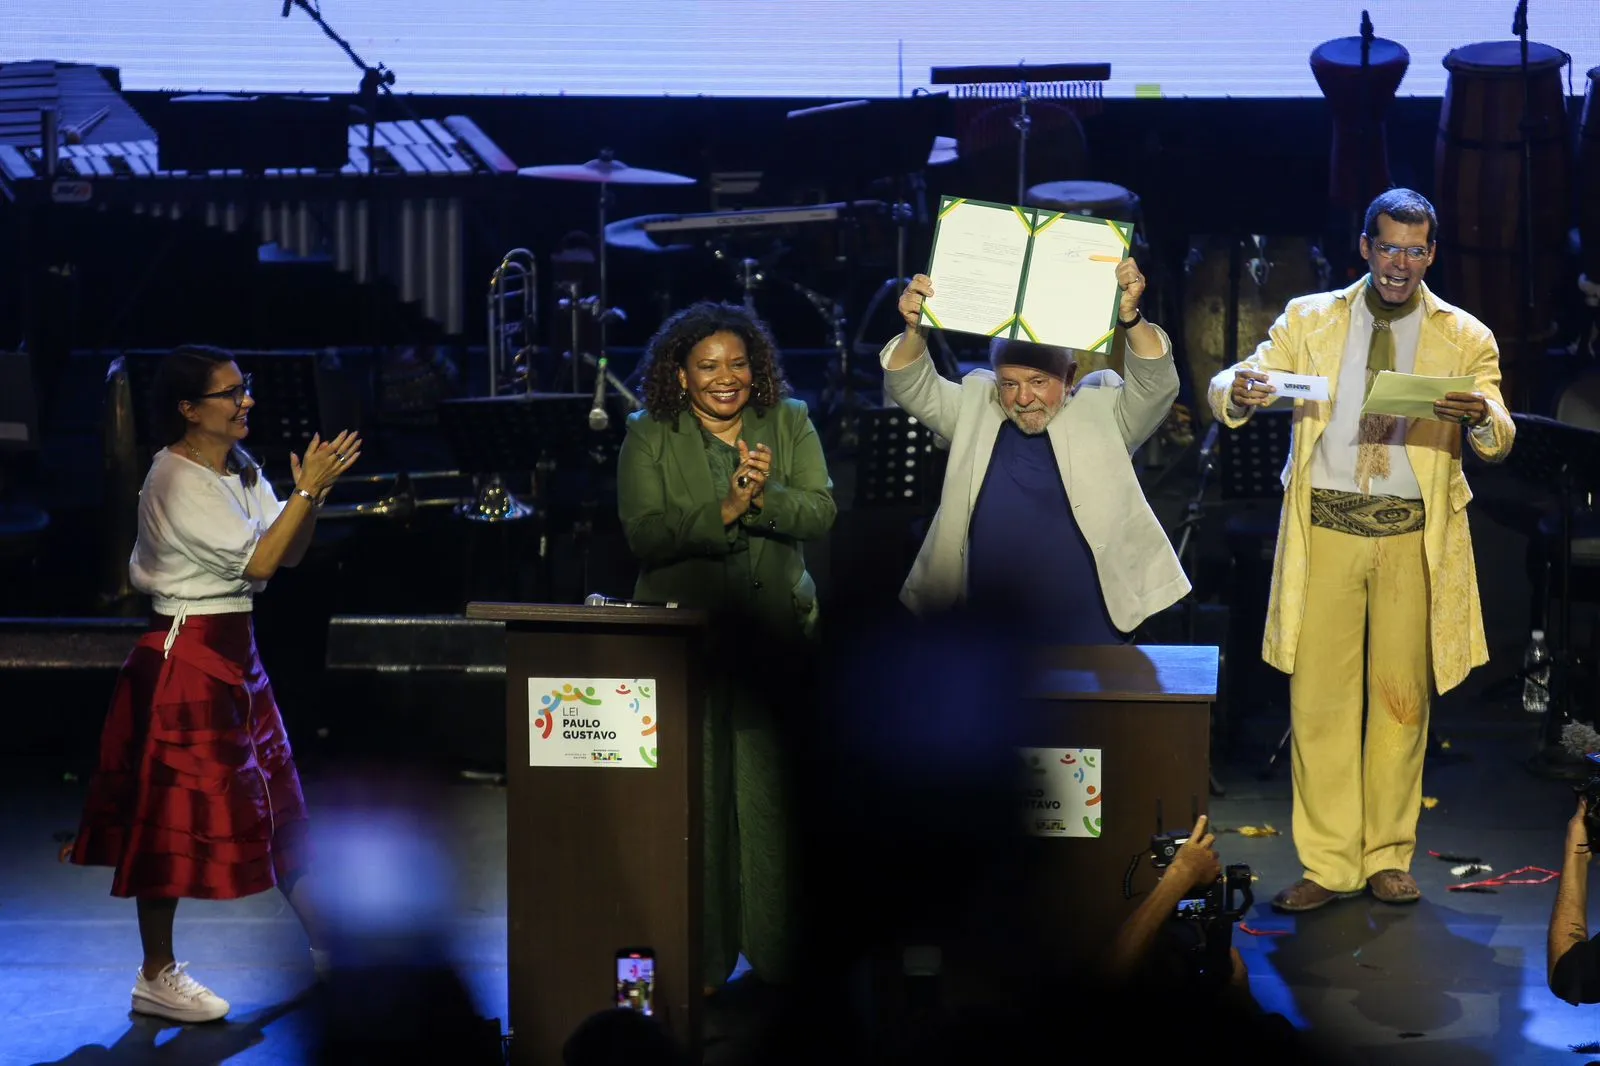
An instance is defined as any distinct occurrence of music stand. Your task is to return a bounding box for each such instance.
[1215,409,1292,777]
[852,406,946,510]
[439,393,621,597]
[1220,407,1291,501]
[1507,413,1600,772]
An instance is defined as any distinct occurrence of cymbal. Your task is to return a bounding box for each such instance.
[516,158,696,186]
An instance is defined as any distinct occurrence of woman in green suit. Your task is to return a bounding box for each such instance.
[617,301,836,993]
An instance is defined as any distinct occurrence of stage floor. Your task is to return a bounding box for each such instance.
[2,688,1597,1065]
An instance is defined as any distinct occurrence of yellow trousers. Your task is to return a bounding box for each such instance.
[1288,524,1430,892]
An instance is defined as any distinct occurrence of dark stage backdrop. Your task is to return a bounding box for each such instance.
[6,0,1599,98]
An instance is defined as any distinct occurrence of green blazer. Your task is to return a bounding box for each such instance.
[616,397,837,636]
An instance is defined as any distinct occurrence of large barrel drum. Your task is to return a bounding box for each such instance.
[1433,40,1571,407]
[1310,35,1411,210]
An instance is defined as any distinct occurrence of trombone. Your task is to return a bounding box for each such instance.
[487,248,538,395]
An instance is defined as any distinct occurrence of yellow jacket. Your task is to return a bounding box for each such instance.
[1206,279,1514,693]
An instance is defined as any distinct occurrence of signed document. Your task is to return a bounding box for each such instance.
[1360,371,1478,421]
[920,196,1134,353]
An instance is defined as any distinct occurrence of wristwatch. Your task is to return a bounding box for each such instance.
[1118,309,1143,329]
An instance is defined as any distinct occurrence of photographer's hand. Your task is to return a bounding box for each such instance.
[1170,814,1223,894]
[1104,813,1222,984]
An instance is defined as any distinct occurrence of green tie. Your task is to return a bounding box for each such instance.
[1361,276,1421,398]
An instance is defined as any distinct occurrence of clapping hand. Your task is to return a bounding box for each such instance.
[739,441,772,508]
[721,442,767,522]
[291,430,362,500]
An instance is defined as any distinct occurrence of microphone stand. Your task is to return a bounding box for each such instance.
[283,0,402,357]
[1357,11,1375,261]
[1173,422,1224,797]
[1514,0,1536,411]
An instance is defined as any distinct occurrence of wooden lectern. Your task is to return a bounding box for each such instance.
[466,602,708,1066]
[866,642,1221,1018]
[1020,643,1220,956]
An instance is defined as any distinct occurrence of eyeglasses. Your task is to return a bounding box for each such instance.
[197,374,253,407]
[1373,242,1431,263]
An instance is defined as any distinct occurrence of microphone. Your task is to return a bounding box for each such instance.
[1512,0,1527,37]
[588,356,610,431]
[1360,10,1373,42]
[1197,421,1222,472]
[282,0,293,16]
[584,594,679,609]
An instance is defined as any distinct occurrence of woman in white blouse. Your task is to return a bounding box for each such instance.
[68,345,361,1024]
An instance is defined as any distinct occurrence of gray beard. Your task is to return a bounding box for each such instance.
[1005,404,1059,435]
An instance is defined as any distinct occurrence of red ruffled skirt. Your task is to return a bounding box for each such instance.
[70,612,309,900]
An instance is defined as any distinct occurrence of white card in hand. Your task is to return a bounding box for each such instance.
[1262,371,1330,402]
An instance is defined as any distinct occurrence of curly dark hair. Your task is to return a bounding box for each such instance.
[638,301,789,422]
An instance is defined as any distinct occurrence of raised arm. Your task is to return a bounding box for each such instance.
[1110,322,1178,451]
[879,275,964,440]
[1550,798,1595,1003]
[157,432,358,584]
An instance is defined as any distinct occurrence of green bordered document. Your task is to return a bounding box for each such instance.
[919,195,1134,353]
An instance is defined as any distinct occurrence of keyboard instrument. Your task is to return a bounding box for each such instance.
[0,61,519,335]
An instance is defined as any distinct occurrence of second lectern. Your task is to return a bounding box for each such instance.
[466,601,708,1066]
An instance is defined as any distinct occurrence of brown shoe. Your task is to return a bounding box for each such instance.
[1270,878,1362,913]
[1367,869,1421,903]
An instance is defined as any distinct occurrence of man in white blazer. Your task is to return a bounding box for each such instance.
[880,263,1190,642]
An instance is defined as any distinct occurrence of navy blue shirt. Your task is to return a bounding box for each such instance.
[965,421,1123,645]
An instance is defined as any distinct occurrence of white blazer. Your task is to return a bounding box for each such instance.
[880,328,1191,633]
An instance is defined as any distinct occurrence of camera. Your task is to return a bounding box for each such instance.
[1579,769,1600,843]
[1149,832,1254,988]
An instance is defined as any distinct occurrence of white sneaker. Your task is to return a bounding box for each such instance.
[131,961,231,1023]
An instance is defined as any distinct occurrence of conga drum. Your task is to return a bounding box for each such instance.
[1309,35,1410,209]
[1434,40,1572,406]
[1022,180,1149,377]
[1579,66,1600,282]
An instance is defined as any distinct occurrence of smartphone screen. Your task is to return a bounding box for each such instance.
[615,950,655,1016]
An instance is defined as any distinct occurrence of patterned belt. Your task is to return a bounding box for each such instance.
[1310,488,1425,537]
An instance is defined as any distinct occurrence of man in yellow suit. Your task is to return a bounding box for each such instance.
[1208,188,1514,912]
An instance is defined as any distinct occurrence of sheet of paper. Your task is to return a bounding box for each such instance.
[1263,371,1330,403]
[1014,213,1129,351]
[1360,371,1477,420]
[920,199,1032,337]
